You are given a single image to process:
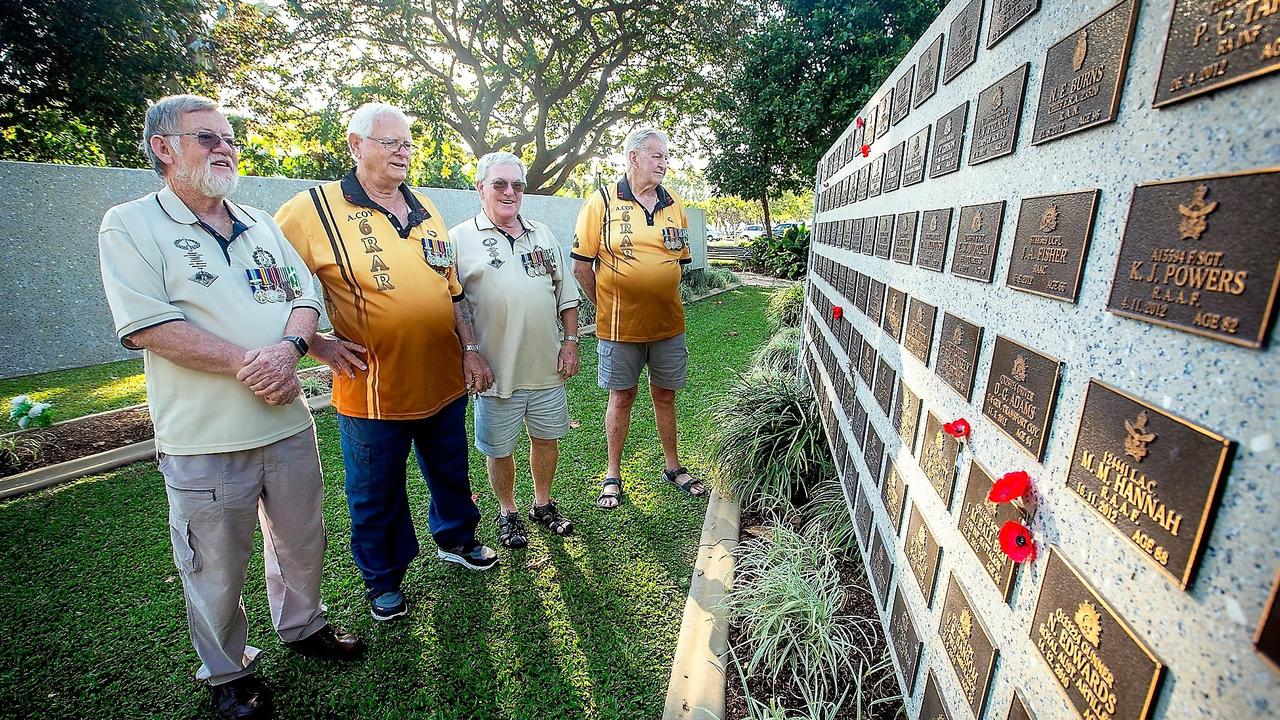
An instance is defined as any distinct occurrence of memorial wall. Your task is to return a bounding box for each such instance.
[800,0,1279,717]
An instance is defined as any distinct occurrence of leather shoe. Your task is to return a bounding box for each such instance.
[210,675,272,720]
[284,624,366,660]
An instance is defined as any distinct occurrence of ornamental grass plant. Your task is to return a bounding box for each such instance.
[766,283,805,331]
[752,326,803,375]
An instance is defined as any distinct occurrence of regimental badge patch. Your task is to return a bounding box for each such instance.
[252,247,277,267]
[190,270,217,287]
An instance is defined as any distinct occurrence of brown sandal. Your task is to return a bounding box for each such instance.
[597,477,622,509]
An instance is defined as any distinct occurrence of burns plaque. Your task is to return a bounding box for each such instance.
[952,201,1007,283]
[981,335,1063,460]
[1007,189,1100,302]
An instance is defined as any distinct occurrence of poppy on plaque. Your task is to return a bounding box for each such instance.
[860,144,871,157]
[988,470,1030,503]
[832,306,844,320]
[856,116,865,128]
[943,417,971,440]
[999,521,1036,563]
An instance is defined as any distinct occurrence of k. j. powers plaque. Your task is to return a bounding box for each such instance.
[938,576,998,718]
[1153,0,1280,107]
[1106,169,1280,349]
[883,287,908,341]
[981,335,1063,460]
[904,297,938,365]
[936,312,984,401]
[920,411,962,508]
[889,589,923,693]
[883,141,905,193]
[892,211,918,265]
[969,63,1030,165]
[944,0,984,84]
[893,380,922,454]
[906,504,943,605]
[952,201,1007,282]
[883,459,908,533]
[916,34,945,107]
[988,0,1040,49]
[893,67,914,125]
[1031,0,1139,145]
[1007,189,1100,302]
[1067,379,1232,588]
[958,460,1020,601]
[918,208,953,272]
[902,125,931,186]
[930,102,970,178]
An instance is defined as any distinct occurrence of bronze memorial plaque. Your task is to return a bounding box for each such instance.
[988,0,1040,49]
[1007,189,1100,302]
[883,141,905,193]
[876,89,893,139]
[861,209,877,253]
[920,672,955,720]
[883,287,908,341]
[944,0,984,84]
[855,480,875,548]
[874,357,897,415]
[1030,549,1164,720]
[916,34,945,107]
[1258,566,1280,673]
[869,527,893,608]
[892,211,918,266]
[893,380,923,454]
[853,398,869,447]
[1153,0,1280,107]
[893,67,914,125]
[921,411,962,507]
[883,459,908,534]
[889,589,922,694]
[867,279,886,325]
[958,460,1020,601]
[902,125,931,187]
[918,208,953,272]
[939,576,998,718]
[1031,0,1139,145]
[865,424,886,486]
[848,217,865,254]
[936,312,984,401]
[906,504,943,605]
[1067,379,1232,588]
[1107,169,1280,349]
[875,214,894,259]
[866,104,879,146]
[969,63,1030,165]
[930,102,970,179]
[1007,692,1037,720]
[982,335,1063,460]
[904,298,938,365]
[869,153,885,198]
[952,201,1006,283]
[859,337,877,386]
[857,164,870,202]
[855,271,870,314]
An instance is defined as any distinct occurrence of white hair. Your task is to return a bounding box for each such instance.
[140,94,220,176]
[346,102,410,138]
[475,151,526,184]
[624,127,669,155]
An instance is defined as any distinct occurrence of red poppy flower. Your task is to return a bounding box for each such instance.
[988,470,1031,503]
[856,116,865,128]
[943,418,971,439]
[832,306,843,320]
[860,144,871,157]
[999,521,1036,563]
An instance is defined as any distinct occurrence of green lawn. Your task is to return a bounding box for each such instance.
[0,287,770,720]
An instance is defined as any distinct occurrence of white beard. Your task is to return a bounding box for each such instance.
[175,155,239,199]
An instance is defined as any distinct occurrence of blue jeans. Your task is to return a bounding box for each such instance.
[337,396,479,598]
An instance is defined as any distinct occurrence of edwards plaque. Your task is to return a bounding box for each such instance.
[1031,0,1139,145]
[883,287,908,341]
[969,63,1030,165]
[883,459,908,533]
[916,34,945,107]
[865,424,886,486]
[906,505,943,605]
[1153,0,1280,107]
[892,211,918,265]
[918,208,953,272]
[936,312,984,401]
[1258,567,1280,673]
[893,380,923,454]
[893,67,914,125]
[944,0,984,84]
[958,460,1020,601]
[1007,189,1100,302]
[869,154,885,198]
[889,590,923,693]
[875,214,894,259]
[1107,169,1280,349]
[1031,549,1164,720]
[883,141,905,193]
[982,335,1063,460]
[952,201,1007,282]
[989,0,1040,49]
[930,102,970,179]
[874,357,897,414]
[904,298,938,365]
[921,411,962,507]
[1067,379,1232,588]
[902,125,931,186]
[939,576,998,718]
[869,528,893,607]
[876,90,893,139]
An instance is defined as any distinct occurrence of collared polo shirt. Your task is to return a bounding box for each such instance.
[98,184,322,455]
[570,177,691,342]
[274,170,465,420]
[451,212,579,399]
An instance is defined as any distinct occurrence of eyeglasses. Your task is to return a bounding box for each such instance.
[367,137,415,153]
[488,179,526,193]
[165,132,241,152]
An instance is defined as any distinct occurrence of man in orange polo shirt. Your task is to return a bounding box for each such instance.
[571,128,706,508]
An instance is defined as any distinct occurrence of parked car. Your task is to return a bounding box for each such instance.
[740,224,766,241]
[773,222,807,235]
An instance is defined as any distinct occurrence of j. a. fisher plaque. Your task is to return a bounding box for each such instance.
[916,34,944,107]
[869,154,885,198]
[920,672,955,720]
[920,411,961,507]
[883,459,908,533]
[936,312,984,401]
[858,337,877,386]
[1153,0,1280,107]
[1030,549,1164,720]
[939,576,998,718]
[874,357,896,414]
[868,279,886,325]
[892,211,918,265]
[889,590,922,694]
[958,460,1020,601]
[982,335,1063,460]
[969,63,1030,166]
[893,380,922,454]
[883,287,908,342]
[1258,566,1280,673]
[1031,0,1139,145]
[902,125,930,186]
[869,527,893,608]
[988,0,1040,48]
[1067,379,1232,588]
[929,102,970,178]
[857,164,870,202]
[952,201,1006,282]
[1107,169,1280,349]
[944,0,984,84]
[883,142,904,193]
[904,298,938,365]
[906,504,943,605]
[1007,692,1037,720]
[855,480,874,547]
[875,214,894,259]
[893,67,914,125]
[1007,189,1100,302]
[876,90,893,139]
[865,424,886,486]
[918,208,953,272]
[861,210,877,253]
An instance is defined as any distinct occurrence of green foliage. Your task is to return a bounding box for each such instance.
[766,283,806,331]
[745,226,810,280]
[753,326,802,375]
[8,396,53,430]
[0,434,44,475]
[797,479,859,555]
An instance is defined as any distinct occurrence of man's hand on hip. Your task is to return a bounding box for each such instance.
[310,334,368,378]
[463,349,494,394]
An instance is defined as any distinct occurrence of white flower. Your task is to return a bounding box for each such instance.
[28,402,50,417]
[10,395,29,408]
[17,416,29,429]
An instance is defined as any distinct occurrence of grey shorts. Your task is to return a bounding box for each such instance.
[474,386,570,457]
[597,333,688,390]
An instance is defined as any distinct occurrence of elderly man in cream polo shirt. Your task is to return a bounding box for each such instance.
[451,152,580,549]
[98,95,363,720]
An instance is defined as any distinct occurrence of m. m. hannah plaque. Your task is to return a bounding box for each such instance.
[893,210,918,265]
[875,213,894,259]
[982,335,1063,460]
[921,411,962,507]
[916,34,944,107]
[1067,379,1232,588]
[893,380,923,454]
[936,312,984,401]
[938,576,998,718]
[905,297,939,365]
[988,0,1039,49]
[953,201,1006,282]
[889,589,923,694]
[969,63,1030,165]
[883,459,908,534]
[944,0,983,84]
[906,504,943,605]
[903,125,930,186]
[918,208,953,272]
[1007,189,1100,302]
[874,357,896,414]
[1030,549,1164,720]
[930,102,970,178]
[958,460,1020,601]
[883,286,908,341]
[1153,0,1280,107]
[1106,169,1280,349]
[1031,0,1139,145]
[893,67,914,125]
[883,141,905,193]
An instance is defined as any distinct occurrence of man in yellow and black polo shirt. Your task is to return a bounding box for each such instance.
[275,103,497,623]
[571,127,706,509]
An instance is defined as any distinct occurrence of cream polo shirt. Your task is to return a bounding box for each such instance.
[451,212,579,399]
[98,185,323,455]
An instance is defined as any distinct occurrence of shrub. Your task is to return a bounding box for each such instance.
[752,326,802,375]
[707,267,742,289]
[744,226,810,280]
[8,395,53,430]
[766,283,805,331]
[797,478,859,556]
[0,434,44,475]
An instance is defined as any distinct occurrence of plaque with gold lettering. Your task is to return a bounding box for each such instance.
[958,460,1020,601]
[952,201,1006,283]
[1030,549,1164,720]
[861,210,877,253]
[882,461,907,533]
[902,125,931,186]
[853,398,869,447]
[875,214,894,259]
[855,479,874,548]
[969,63,1030,165]
[936,312,984,401]
[921,411,962,507]
[893,67,914,125]
[989,0,1039,48]
[944,0,983,84]
[869,527,893,608]
[1031,0,1139,145]
[916,34,945,107]
[930,102,970,178]
[918,208,953,272]
[893,380,922,454]
[1007,189,1100,302]
[889,589,922,694]
[868,279,886,325]
[920,671,955,720]
[939,576,998,718]
[1106,169,1280,349]
[892,211,918,265]
[1153,0,1280,107]
[883,287,908,342]
[865,425,885,486]
[883,141,905,193]
[869,154,885,198]
[904,298,938,365]
[857,164,870,202]
[982,335,1063,460]
[906,504,942,605]
[859,336,877,386]
[874,358,896,415]
[1258,566,1280,673]
[876,90,893,139]
[1067,379,1232,588]
[1007,692,1037,720]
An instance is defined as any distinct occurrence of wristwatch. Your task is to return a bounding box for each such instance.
[283,335,308,357]
[463,343,481,353]
[563,335,580,344]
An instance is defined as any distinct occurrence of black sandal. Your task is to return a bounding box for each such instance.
[597,477,623,509]
[496,512,528,549]
[663,466,706,497]
[529,500,574,536]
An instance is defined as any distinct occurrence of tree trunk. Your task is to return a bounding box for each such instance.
[761,193,773,239]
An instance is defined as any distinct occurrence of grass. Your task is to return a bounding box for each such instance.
[0,286,772,720]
